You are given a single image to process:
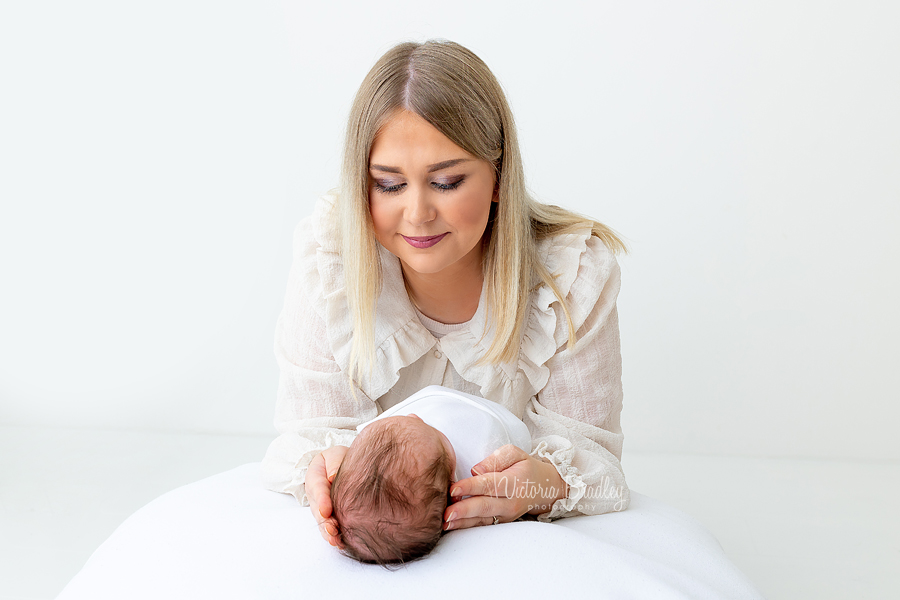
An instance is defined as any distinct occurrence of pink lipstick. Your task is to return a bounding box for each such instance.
[402,233,448,249]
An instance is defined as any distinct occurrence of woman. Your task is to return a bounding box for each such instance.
[261,39,630,547]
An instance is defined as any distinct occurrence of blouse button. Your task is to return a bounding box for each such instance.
[434,350,443,359]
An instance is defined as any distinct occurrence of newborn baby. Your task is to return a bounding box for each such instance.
[329,385,531,566]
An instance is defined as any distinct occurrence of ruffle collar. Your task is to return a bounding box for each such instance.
[312,193,605,410]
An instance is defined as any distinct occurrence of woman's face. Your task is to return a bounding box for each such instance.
[368,109,497,279]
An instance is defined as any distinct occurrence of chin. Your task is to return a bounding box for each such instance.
[401,259,448,275]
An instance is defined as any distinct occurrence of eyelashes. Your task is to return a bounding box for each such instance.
[372,176,465,195]
[372,181,404,194]
[433,179,465,192]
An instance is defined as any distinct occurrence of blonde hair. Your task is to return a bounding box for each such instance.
[339,39,627,386]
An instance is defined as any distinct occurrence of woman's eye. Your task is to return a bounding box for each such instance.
[374,181,405,194]
[432,177,465,192]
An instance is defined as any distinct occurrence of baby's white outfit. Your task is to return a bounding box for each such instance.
[357,385,532,484]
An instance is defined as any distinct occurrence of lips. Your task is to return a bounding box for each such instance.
[401,233,448,249]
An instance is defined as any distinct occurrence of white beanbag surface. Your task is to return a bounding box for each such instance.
[57,464,764,600]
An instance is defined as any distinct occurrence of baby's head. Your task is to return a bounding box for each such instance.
[330,414,456,566]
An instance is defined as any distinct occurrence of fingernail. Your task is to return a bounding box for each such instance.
[471,467,483,476]
[444,520,454,531]
[450,487,461,497]
[447,511,456,522]
[325,523,337,536]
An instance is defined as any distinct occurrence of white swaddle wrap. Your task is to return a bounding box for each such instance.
[357,385,532,484]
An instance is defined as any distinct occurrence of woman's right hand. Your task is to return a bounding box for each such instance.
[305,445,349,547]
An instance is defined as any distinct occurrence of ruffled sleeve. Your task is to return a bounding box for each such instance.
[519,229,631,521]
[260,194,379,506]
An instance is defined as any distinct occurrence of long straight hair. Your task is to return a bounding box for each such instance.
[339,40,627,386]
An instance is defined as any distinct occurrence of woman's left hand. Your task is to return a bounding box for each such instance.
[443,444,568,531]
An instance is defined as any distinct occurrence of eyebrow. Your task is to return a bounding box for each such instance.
[369,158,472,174]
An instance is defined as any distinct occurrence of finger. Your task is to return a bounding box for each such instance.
[306,455,333,520]
[306,479,331,521]
[320,527,340,547]
[318,518,341,545]
[471,444,529,476]
[443,494,511,524]
[444,515,500,531]
[450,472,518,500]
[323,446,349,482]
[316,493,333,522]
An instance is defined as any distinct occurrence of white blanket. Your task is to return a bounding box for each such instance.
[57,464,764,599]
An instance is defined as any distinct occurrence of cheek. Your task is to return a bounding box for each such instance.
[368,199,393,238]
[454,191,494,231]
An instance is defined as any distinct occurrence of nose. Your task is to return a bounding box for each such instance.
[405,187,436,227]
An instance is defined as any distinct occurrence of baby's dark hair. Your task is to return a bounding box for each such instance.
[330,421,454,567]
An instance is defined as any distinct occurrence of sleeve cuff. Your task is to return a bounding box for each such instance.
[264,430,354,507]
[529,439,587,522]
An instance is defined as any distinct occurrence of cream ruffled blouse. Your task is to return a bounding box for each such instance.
[261,192,630,520]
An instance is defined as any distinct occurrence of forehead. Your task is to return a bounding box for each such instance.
[369,110,469,163]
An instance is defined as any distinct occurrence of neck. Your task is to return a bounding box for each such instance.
[402,247,484,325]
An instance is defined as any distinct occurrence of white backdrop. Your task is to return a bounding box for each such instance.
[1,1,897,461]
